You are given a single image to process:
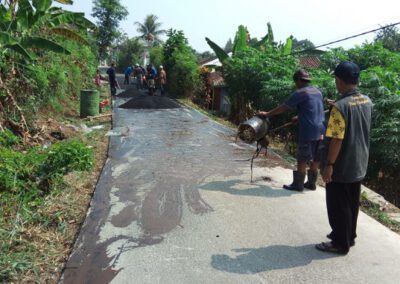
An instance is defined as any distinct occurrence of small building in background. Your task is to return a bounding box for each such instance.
[200,53,232,115]
[207,72,230,115]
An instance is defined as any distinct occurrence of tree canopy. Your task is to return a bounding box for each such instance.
[134,14,166,44]
[92,0,128,60]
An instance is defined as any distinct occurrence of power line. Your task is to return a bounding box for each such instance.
[314,22,400,49]
[292,21,400,55]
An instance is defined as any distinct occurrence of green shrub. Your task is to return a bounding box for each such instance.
[163,29,201,97]
[0,139,93,195]
[41,139,94,178]
[0,129,20,147]
[150,46,164,69]
[0,147,43,194]
[168,50,200,97]
[367,95,400,177]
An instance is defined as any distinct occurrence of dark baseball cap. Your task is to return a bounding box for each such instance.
[293,69,311,82]
[334,61,360,83]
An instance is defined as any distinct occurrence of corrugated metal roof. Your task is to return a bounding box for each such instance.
[201,52,232,67]
[208,72,225,87]
[299,56,321,68]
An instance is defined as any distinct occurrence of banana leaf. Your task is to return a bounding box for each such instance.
[50,27,89,45]
[282,37,292,55]
[253,22,275,49]
[32,0,52,12]
[0,32,17,45]
[22,36,71,54]
[267,22,274,44]
[232,25,248,56]
[16,2,33,31]
[4,43,33,60]
[50,12,96,29]
[0,4,12,22]
[54,0,74,4]
[205,37,229,64]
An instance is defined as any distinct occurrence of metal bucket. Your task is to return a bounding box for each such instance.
[238,116,270,144]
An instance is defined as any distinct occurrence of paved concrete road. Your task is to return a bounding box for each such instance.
[62,90,400,284]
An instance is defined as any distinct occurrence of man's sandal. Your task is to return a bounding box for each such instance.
[326,233,355,246]
[315,242,348,255]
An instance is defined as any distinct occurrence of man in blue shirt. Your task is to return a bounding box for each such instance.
[146,64,157,96]
[124,65,133,85]
[257,69,325,191]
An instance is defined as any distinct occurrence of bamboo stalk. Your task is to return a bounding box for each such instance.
[83,113,112,121]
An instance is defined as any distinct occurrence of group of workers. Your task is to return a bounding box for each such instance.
[257,61,373,256]
[123,63,167,96]
[101,62,167,97]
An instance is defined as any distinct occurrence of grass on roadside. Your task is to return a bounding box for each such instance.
[178,98,237,129]
[360,192,400,233]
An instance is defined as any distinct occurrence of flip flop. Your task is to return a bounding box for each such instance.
[315,242,348,255]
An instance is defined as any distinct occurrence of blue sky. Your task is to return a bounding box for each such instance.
[57,0,400,52]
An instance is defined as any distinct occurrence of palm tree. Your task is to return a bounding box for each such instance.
[134,14,166,44]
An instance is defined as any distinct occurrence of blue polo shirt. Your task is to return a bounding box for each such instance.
[285,86,325,142]
[125,66,133,76]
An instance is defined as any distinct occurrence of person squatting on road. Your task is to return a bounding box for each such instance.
[257,69,325,191]
[95,69,106,87]
[316,61,373,255]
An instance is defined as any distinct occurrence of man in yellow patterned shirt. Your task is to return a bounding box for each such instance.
[316,61,372,255]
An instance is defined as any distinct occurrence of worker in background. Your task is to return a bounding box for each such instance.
[146,64,157,96]
[158,65,167,96]
[106,62,118,97]
[124,65,133,85]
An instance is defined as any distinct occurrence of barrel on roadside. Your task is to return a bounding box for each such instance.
[80,89,99,118]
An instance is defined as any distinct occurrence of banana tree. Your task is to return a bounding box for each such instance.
[206,23,294,66]
[0,0,95,61]
[231,25,248,56]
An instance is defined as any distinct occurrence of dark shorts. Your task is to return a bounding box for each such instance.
[297,140,322,162]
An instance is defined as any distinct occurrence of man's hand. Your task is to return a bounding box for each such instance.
[326,99,335,106]
[322,165,333,183]
[256,111,269,118]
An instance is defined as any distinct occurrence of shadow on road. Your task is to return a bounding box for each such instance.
[200,179,301,198]
[211,244,338,274]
